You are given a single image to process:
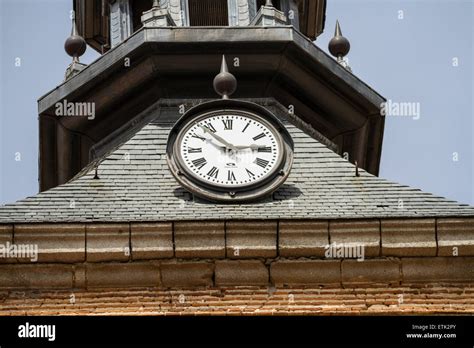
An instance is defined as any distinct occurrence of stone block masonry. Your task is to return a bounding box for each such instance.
[226,220,277,258]
[0,217,472,289]
[0,256,472,289]
[174,221,225,258]
[329,220,380,257]
[131,223,174,259]
[86,224,130,262]
[381,219,436,256]
[279,220,328,257]
[437,218,474,256]
[14,224,85,263]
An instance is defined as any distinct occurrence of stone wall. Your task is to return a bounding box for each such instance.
[0,218,473,289]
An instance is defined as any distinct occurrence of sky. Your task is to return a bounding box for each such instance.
[0,0,473,206]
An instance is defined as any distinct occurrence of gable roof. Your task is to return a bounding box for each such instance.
[1,100,473,223]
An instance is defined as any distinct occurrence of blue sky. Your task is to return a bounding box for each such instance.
[0,0,473,205]
[319,0,473,206]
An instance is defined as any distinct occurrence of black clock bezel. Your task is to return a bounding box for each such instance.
[167,99,294,203]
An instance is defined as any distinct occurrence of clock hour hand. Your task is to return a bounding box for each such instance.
[198,125,237,151]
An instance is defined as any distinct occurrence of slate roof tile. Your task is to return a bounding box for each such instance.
[0,104,473,222]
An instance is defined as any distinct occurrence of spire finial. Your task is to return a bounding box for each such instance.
[71,16,79,36]
[335,19,343,37]
[328,20,351,70]
[65,16,86,63]
[213,55,237,99]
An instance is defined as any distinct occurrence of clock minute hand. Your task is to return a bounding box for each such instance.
[234,144,268,150]
[199,125,237,151]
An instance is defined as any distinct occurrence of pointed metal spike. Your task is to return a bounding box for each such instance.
[214,55,237,99]
[71,17,79,36]
[220,55,229,74]
[335,20,342,37]
[93,166,100,180]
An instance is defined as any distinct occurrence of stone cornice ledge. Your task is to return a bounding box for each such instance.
[0,218,472,289]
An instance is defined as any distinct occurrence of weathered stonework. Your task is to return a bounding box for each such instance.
[86,224,130,262]
[174,221,225,258]
[402,257,474,283]
[342,259,400,286]
[73,264,86,289]
[250,5,287,26]
[226,220,277,258]
[131,222,173,260]
[237,0,251,26]
[168,0,184,26]
[14,224,85,263]
[0,225,13,264]
[0,225,12,243]
[141,5,176,28]
[160,261,214,288]
[270,259,341,285]
[64,61,87,81]
[381,219,436,256]
[329,220,380,257]
[86,262,161,288]
[279,220,328,257]
[0,264,74,289]
[437,218,474,256]
[215,260,268,286]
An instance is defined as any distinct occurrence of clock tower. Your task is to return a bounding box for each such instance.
[1,0,473,316]
[38,0,385,191]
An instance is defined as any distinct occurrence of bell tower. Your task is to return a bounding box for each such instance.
[2,0,474,317]
[38,0,384,191]
[73,0,326,52]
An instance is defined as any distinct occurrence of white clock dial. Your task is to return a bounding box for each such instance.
[178,114,282,188]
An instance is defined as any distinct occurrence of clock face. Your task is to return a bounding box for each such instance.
[167,100,294,202]
[175,111,284,189]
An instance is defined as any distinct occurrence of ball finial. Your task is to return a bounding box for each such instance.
[328,20,350,58]
[65,17,87,61]
[213,55,237,99]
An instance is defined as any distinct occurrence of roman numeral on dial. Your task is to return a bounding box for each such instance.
[246,168,255,178]
[227,170,236,181]
[192,157,207,169]
[191,134,206,141]
[188,147,202,153]
[258,146,272,153]
[204,123,216,133]
[222,119,233,130]
[253,133,266,141]
[242,122,250,133]
[255,158,269,168]
[207,167,219,179]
